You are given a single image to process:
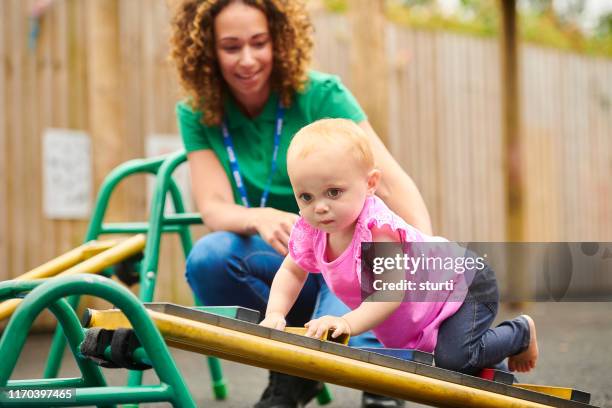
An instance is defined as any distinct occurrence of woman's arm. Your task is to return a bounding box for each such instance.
[358,121,433,235]
[188,150,250,232]
[187,150,297,254]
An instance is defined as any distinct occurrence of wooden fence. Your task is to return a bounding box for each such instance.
[1,3,611,320]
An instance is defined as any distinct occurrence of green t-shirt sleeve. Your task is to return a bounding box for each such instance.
[176,101,212,152]
[309,73,367,123]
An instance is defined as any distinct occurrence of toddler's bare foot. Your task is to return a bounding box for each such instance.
[508,315,539,373]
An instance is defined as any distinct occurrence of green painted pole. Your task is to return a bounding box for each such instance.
[44,156,167,379]
[0,275,196,407]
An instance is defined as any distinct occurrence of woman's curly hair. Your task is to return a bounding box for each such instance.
[170,0,313,126]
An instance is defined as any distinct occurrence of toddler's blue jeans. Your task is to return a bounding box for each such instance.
[434,264,531,374]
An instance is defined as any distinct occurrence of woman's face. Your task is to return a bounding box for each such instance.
[214,2,273,105]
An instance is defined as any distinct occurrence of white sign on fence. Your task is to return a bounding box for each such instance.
[43,128,92,219]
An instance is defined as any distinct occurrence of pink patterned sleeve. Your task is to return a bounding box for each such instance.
[358,210,426,244]
[288,218,320,273]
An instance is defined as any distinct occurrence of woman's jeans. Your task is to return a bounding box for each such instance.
[185,231,380,348]
[434,264,531,375]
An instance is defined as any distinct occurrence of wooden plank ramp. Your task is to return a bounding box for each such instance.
[84,304,598,408]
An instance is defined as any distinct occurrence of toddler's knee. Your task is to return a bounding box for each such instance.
[434,345,480,374]
[434,353,467,372]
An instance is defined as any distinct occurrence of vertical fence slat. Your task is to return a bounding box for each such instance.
[8,0,26,277]
[50,0,74,254]
[418,29,441,234]
[24,0,40,269]
[0,0,7,280]
[65,0,88,248]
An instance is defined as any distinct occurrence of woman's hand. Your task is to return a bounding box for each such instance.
[259,312,287,330]
[247,208,299,255]
[304,315,352,340]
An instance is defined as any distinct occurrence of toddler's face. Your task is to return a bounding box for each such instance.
[288,148,377,234]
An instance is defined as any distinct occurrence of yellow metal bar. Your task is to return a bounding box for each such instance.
[60,234,145,276]
[285,326,350,345]
[88,309,552,408]
[18,240,118,281]
[0,235,145,321]
[514,384,573,400]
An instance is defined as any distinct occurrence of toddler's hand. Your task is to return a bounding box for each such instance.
[304,315,351,340]
[259,312,287,331]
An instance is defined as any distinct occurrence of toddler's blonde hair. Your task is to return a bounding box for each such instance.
[288,118,375,172]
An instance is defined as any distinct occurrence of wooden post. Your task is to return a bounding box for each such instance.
[87,0,124,220]
[500,0,526,304]
[348,0,389,145]
[0,0,7,282]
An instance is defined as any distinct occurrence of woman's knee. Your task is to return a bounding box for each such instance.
[185,231,242,285]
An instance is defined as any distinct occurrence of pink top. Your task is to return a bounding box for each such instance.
[288,195,468,352]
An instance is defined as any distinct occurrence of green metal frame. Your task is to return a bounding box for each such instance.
[0,275,196,407]
[42,150,227,400]
[39,149,332,405]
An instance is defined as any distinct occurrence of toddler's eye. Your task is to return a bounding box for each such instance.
[299,193,313,202]
[327,189,342,199]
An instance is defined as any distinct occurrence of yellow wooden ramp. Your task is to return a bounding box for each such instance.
[85,305,597,408]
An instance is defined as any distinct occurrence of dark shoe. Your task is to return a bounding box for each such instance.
[254,371,323,408]
[362,391,406,408]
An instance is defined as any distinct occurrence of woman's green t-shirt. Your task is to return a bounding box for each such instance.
[176,70,366,214]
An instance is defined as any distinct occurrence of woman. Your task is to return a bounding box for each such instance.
[170,1,432,407]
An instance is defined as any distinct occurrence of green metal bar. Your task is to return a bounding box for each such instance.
[43,154,186,379]
[0,275,196,407]
[86,157,167,240]
[127,150,190,393]
[44,295,79,378]
[44,156,167,379]
[0,279,41,299]
[206,357,227,399]
[7,377,84,389]
[162,154,229,400]
[0,280,113,408]
[42,150,226,402]
[135,151,227,400]
[0,385,174,407]
[138,150,191,292]
[47,300,109,390]
[100,223,185,234]
[164,213,203,226]
[317,385,333,405]
[102,345,153,367]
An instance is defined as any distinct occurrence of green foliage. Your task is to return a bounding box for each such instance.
[323,0,612,57]
[321,0,347,13]
[520,11,580,52]
[525,0,553,14]
[595,12,612,38]
[320,0,612,58]
[385,2,496,37]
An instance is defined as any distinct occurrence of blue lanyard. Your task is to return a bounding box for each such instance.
[222,103,284,208]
